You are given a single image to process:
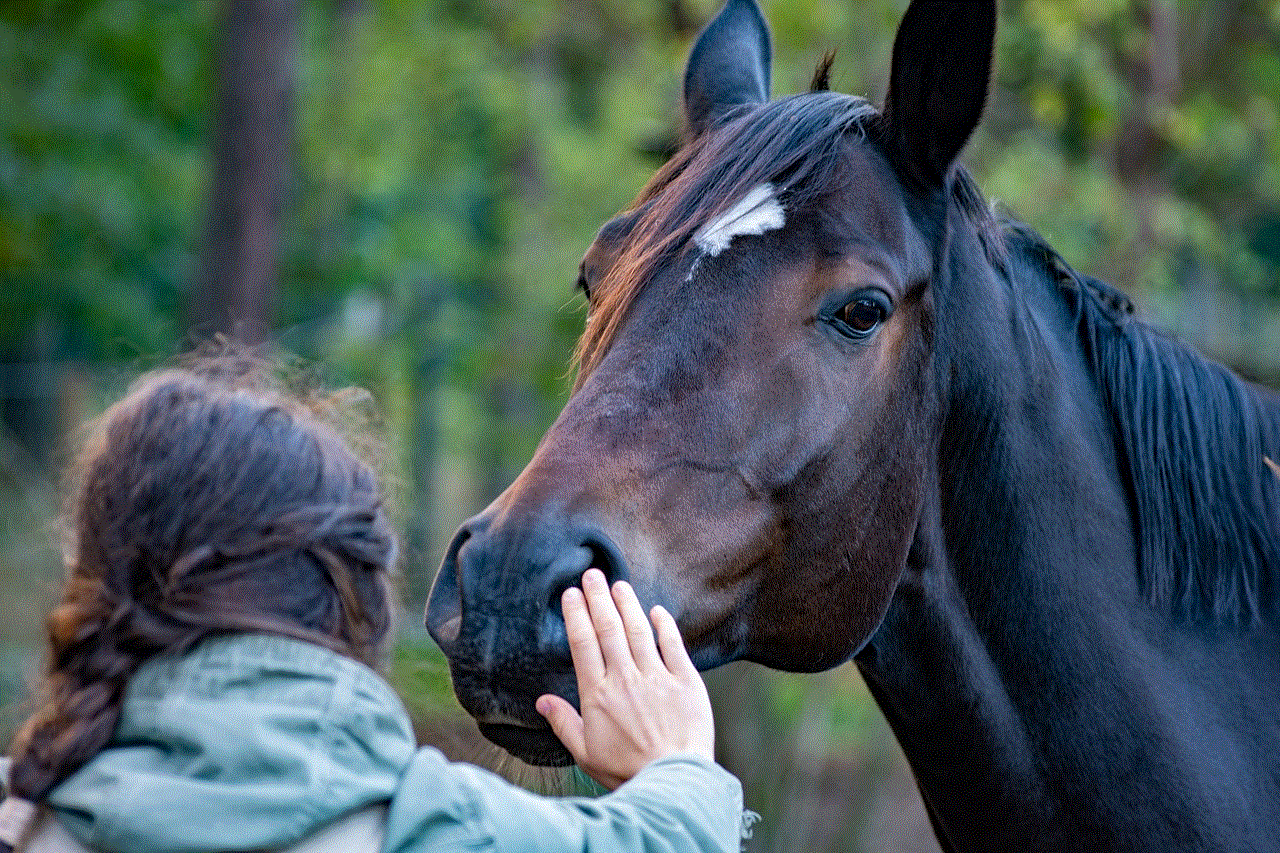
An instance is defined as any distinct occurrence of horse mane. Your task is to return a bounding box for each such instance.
[574,91,878,380]
[1003,220,1280,625]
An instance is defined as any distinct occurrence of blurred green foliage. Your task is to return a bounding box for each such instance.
[0,0,214,357]
[2,0,1276,424]
[2,1,1279,850]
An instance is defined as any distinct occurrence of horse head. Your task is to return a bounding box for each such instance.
[426,0,997,766]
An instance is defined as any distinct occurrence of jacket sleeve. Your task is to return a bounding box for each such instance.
[382,747,743,853]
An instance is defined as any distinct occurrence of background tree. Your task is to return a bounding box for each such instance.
[190,0,300,344]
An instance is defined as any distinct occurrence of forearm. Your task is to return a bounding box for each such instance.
[568,754,744,853]
[384,748,743,853]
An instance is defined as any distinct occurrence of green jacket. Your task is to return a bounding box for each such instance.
[42,634,744,853]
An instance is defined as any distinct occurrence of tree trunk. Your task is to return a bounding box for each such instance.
[190,0,299,345]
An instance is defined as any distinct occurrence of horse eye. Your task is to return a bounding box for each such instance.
[838,297,886,334]
[576,263,591,301]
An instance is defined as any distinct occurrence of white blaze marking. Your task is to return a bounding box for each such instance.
[693,183,785,257]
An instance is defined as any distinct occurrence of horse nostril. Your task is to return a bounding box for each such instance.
[545,536,630,610]
[539,533,631,658]
[545,546,591,617]
[425,526,471,650]
[583,537,629,587]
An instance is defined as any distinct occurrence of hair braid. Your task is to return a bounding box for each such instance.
[2,361,398,846]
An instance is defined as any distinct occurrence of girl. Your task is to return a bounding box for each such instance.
[0,364,742,852]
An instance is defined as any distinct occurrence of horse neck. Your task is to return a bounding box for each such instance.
[923,225,1139,615]
[856,224,1280,850]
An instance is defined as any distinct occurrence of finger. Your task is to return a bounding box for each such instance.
[612,581,663,672]
[535,694,586,760]
[562,586,605,685]
[581,569,634,673]
[651,605,700,679]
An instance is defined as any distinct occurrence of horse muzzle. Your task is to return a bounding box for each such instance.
[424,510,632,765]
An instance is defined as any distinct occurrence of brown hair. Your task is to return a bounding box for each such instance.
[4,362,397,804]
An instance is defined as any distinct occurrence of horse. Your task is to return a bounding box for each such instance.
[424,1,1280,849]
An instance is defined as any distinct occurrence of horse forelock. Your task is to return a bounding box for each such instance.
[572,92,879,384]
[571,82,1013,388]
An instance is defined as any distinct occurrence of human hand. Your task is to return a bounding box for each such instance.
[535,569,715,791]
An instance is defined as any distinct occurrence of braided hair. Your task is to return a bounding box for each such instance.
[1,366,397,849]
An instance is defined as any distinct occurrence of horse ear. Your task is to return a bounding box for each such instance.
[882,0,997,190]
[683,0,772,138]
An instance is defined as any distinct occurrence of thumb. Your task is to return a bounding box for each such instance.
[536,694,586,759]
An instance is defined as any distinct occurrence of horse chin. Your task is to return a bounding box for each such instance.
[478,722,574,767]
